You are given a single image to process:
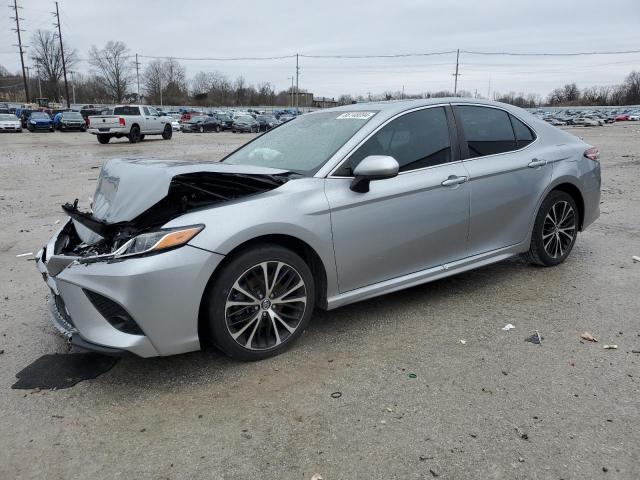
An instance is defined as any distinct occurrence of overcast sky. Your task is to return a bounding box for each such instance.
[3,0,640,99]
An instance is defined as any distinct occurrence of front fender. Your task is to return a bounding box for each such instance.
[162,178,340,298]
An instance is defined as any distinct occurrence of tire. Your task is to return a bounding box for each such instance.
[128,125,141,143]
[215,125,221,133]
[205,244,315,361]
[526,190,579,267]
[97,134,110,144]
[198,125,204,133]
[232,129,236,133]
[28,125,34,132]
[162,125,173,140]
[139,134,145,141]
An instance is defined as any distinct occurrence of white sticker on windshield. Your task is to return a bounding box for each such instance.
[336,112,376,120]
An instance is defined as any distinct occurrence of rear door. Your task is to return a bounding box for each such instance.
[453,104,551,256]
[325,105,470,293]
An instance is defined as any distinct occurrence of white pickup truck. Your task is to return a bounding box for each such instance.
[87,105,173,144]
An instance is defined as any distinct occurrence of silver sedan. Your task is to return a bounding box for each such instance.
[36,99,601,360]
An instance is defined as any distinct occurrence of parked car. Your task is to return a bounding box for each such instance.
[629,114,640,121]
[232,115,259,133]
[36,99,600,360]
[180,111,204,123]
[181,116,222,133]
[168,116,181,132]
[214,113,234,130]
[54,111,87,131]
[27,111,54,131]
[87,105,173,144]
[615,114,630,122]
[256,115,280,131]
[0,113,21,132]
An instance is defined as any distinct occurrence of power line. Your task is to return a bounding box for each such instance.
[300,51,456,59]
[137,54,295,61]
[462,49,640,56]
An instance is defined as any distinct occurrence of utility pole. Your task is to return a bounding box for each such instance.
[159,74,163,107]
[135,53,140,100]
[452,48,460,96]
[35,64,42,97]
[53,1,70,108]
[70,71,76,104]
[401,85,405,100]
[295,53,299,112]
[288,76,294,108]
[10,0,29,103]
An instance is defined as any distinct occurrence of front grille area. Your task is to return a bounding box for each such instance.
[83,289,144,335]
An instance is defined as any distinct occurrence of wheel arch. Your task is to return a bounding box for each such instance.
[550,182,585,230]
[197,233,329,347]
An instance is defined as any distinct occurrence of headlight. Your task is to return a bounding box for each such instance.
[30,120,36,124]
[114,225,204,258]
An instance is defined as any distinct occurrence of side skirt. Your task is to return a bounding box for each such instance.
[326,243,526,310]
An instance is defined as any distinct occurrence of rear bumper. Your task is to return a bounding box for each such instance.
[37,221,224,357]
[87,127,127,135]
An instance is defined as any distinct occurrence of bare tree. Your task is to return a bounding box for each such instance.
[30,30,77,101]
[142,58,187,105]
[235,76,246,105]
[88,41,132,103]
[623,71,640,104]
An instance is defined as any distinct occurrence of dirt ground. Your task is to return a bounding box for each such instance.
[1,124,639,480]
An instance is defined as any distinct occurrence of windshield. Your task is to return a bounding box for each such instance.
[31,112,49,119]
[223,111,378,174]
[0,114,17,121]
[62,112,82,119]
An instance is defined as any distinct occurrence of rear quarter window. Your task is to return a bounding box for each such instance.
[510,114,536,149]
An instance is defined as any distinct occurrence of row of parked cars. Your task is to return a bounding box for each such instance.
[533,108,640,127]
[175,109,298,134]
[0,110,88,132]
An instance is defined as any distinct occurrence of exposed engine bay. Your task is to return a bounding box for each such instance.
[55,158,295,259]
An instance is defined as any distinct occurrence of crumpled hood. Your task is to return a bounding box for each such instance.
[91,158,289,223]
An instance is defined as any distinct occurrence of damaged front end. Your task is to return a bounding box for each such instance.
[57,159,295,262]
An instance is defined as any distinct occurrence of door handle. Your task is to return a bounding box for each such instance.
[441,175,468,187]
[528,159,547,168]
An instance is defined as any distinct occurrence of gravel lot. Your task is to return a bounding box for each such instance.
[1,125,639,479]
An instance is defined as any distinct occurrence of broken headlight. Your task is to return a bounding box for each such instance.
[114,225,204,258]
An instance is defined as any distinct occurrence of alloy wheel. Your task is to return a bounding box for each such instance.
[225,261,307,350]
[542,200,576,258]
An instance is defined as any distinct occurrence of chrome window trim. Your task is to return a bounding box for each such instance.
[451,102,539,162]
[326,103,451,178]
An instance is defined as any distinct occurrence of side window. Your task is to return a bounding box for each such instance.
[510,114,535,149]
[142,107,150,116]
[336,107,452,175]
[148,107,158,116]
[456,106,516,158]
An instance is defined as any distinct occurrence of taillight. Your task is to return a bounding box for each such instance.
[86,117,90,126]
[584,146,599,161]
[119,117,126,127]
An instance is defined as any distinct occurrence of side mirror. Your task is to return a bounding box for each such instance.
[350,155,399,193]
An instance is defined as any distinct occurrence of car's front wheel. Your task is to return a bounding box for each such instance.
[205,245,315,361]
[526,190,578,266]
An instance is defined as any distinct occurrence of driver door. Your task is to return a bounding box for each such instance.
[325,106,470,293]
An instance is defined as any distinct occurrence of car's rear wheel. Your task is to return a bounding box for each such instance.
[205,245,315,361]
[526,190,578,267]
[97,134,110,144]
[162,124,173,139]
[128,125,141,143]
